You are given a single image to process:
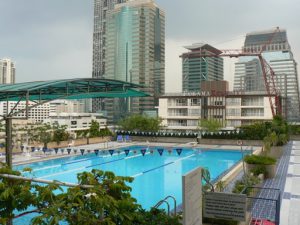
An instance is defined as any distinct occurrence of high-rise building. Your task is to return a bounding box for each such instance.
[234,28,300,122]
[0,58,15,84]
[180,43,224,92]
[234,58,264,91]
[92,0,128,113]
[104,0,165,122]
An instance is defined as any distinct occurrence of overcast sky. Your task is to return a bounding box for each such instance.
[1,0,299,92]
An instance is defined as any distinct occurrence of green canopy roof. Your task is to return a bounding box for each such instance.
[0,78,149,102]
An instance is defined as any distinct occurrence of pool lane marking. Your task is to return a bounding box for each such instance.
[86,157,125,168]
[32,152,147,177]
[86,152,151,168]
[22,155,103,173]
[24,152,127,174]
[173,154,195,163]
[21,164,61,174]
[143,162,174,173]
[62,152,126,165]
[38,166,86,179]
[125,152,150,159]
[36,153,195,179]
[131,153,196,178]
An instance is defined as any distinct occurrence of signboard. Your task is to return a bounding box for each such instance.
[204,192,246,221]
[182,167,202,225]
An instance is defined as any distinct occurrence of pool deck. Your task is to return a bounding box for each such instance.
[242,141,300,225]
[280,141,300,225]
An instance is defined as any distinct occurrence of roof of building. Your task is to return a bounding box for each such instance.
[244,28,288,46]
[0,78,149,102]
[182,43,222,56]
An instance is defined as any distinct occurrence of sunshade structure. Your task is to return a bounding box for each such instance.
[0,78,148,101]
[0,78,149,166]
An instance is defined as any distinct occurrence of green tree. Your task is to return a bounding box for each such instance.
[118,114,162,132]
[34,123,52,148]
[198,119,223,132]
[52,122,69,146]
[0,164,181,225]
[89,120,100,138]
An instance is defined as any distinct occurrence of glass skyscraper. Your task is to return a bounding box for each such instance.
[234,29,300,122]
[180,43,224,92]
[92,0,128,113]
[103,0,165,122]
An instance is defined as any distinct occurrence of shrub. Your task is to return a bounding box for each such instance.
[232,175,260,195]
[244,155,276,165]
[250,165,267,176]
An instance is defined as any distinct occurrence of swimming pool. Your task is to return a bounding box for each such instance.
[14,145,244,223]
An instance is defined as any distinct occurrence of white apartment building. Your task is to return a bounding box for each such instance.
[0,101,50,122]
[49,100,85,114]
[44,113,107,131]
[0,58,15,84]
[158,91,276,132]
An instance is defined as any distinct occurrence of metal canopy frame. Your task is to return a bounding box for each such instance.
[0,78,149,167]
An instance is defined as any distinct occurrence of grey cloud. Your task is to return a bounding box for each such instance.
[0,0,299,88]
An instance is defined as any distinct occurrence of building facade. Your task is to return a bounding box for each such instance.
[234,58,264,91]
[0,58,15,84]
[180,43,223,92]
[92,0,128,112]
[158,91,276,132]
[49,100,85,114]
[0,101,50,123]
[44,113,107,132]
[104,0,165,122]
[234,28,300,122]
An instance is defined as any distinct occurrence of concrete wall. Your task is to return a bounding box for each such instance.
[130,136,263,145]
[131,136,196,143]
[198,138,263,146]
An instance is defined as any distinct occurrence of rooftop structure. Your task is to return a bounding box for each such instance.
[180,43,223,92]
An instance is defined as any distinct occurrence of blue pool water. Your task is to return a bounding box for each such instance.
[14,145,244,224]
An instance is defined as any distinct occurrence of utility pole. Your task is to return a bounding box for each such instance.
[5,116,13,168]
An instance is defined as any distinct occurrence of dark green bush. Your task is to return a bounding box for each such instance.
[250,165,267,176]
[232,175,260,195]
[244,155,276,165]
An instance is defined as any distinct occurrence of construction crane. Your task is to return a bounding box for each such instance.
[180,27,282,117]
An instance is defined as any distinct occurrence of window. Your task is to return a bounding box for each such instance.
[214,101,223,106]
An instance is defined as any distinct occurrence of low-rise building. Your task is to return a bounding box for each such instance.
[44,113,107,132]
[158,90,279,132]
[0,101,50,123]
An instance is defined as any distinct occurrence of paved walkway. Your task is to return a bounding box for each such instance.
[280,141,300,225]
[251,141,300,225]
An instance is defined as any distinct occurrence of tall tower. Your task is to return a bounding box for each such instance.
[0,58,15,84]
[234,28,300,122]
[92,0,128,112]
[180,43,224,92]
[234,58,264,91]
[104,0,165,122]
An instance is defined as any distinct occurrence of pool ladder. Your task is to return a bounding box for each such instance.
[153,195,177,216]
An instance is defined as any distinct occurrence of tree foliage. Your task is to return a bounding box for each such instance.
[118,114,162,132]
[89,120,100,137]
[52,122,69,146]
[198,119,223,132]
[33,123,52,148]
[0,165,181,225]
